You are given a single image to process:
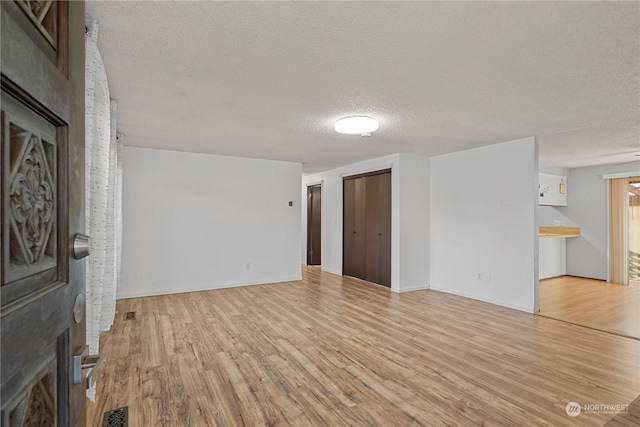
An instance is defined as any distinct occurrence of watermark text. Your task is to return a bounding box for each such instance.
[565,401,628,417]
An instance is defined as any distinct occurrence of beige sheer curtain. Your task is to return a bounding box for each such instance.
[609,178,629,285]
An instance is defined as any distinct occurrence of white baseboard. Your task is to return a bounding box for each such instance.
[321,267,342,276]
[117,274,302,300]
[429,284,534,313]
[398,284,430,293]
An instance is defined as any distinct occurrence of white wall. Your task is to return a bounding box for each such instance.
[397,153,430,291]
[301,153,430,292]
[538,166,570,226]
[430,137,539,313]
[564,162,640,280]
[120,147,302,298]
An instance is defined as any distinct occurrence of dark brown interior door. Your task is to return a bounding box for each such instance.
[1,1,86,426]
[307,185,322,266]
[343,177,366,279]
[367,172,391,287]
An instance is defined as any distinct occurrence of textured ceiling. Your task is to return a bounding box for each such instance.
[86,1,639,173]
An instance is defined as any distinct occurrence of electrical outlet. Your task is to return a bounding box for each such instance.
[477,273,482,281]
[554,220,561,226]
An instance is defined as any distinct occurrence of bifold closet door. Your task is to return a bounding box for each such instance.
[343,172,391,287]
[343,177,366,279]
[365,173,391,287]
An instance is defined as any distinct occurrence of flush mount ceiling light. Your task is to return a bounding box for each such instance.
[334,116,379,137]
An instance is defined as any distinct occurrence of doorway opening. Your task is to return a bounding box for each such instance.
[307,185,322,266]
[537,175,640,340]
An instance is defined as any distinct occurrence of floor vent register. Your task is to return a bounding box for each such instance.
[102,406,128,427]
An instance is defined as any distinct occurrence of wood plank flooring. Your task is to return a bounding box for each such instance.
[605,393,640,427]
[87,267,640,426]
[539,276,640,339]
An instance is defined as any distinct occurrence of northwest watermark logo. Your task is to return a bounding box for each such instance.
[565,402,581,417]
[565,401,628,417]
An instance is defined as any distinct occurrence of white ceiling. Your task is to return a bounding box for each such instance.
[86,1,639,173]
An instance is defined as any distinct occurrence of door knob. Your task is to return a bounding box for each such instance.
[72,346,106,389]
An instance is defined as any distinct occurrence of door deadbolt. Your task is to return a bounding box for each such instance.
[73,233,90,259]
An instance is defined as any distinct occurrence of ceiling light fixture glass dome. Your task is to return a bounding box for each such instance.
[334,116,379,137]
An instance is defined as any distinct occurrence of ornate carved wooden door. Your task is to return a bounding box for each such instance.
[1,1,86,426]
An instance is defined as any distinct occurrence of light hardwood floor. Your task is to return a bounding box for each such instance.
[605,392,640,426]
[88,267,640,426]
[539,276,640,339]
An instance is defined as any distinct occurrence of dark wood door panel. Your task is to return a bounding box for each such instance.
[15,0,61,50]
[377,172,392,287]
[307,185,322,266]
[343,178,356,277]
[343,178,366,278]
[1,286,69,426]
[1,2,70,119]
[0,88,71,426]
[353,177,366,278]
[365,174,381,284]
[1,90,67,305]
